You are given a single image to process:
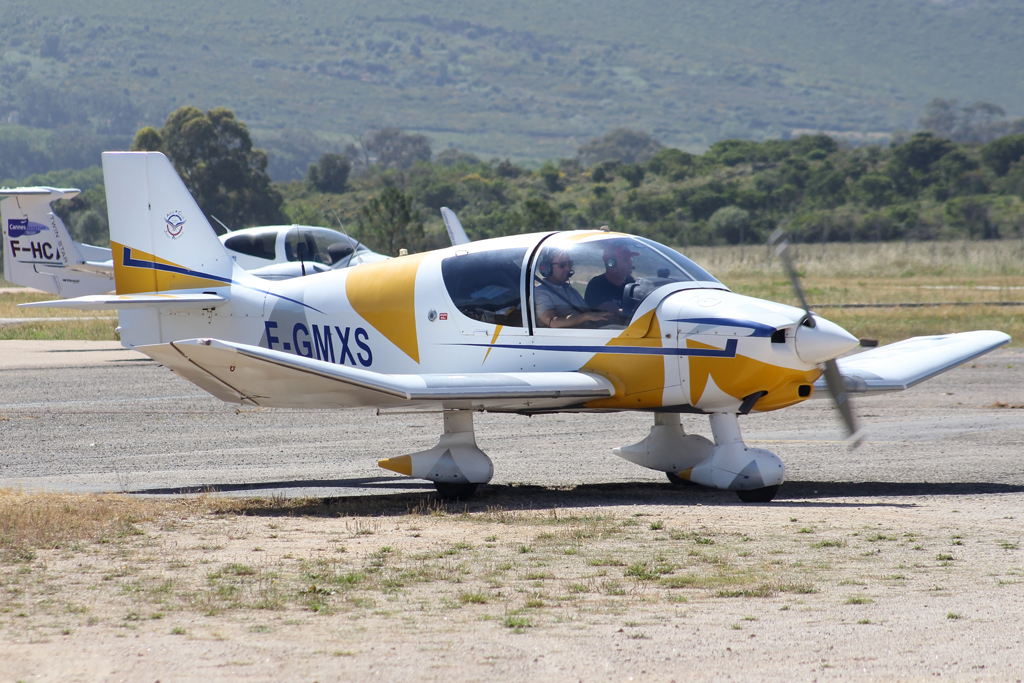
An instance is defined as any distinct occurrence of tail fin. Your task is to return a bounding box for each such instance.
[441,207,471,245]
[1,187,115,297]
[102,151,237,294]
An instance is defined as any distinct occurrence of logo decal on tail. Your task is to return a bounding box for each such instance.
[7,218,47,237]
[164,211,186,239]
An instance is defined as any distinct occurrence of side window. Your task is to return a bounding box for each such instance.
[224,232,276,260]
[285,228,318,263]
[309,228,357,265]
[441,248,526,326]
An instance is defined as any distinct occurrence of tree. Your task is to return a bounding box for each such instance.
[130,106,287,228]
[920,98,1014,144]
[854,173,895,208]
[363,128,432,170]
[980,133,1024,177]
[647,149,696,180]
[885,132,956,197]
[919,98,960,139]
[261,130,334,181]
[539,161,563,192]
[578,129,663,166]
[356,187,423,255]
[521,199,560,231]
[708,206,750,245]
[131,126,163,152]
[307,152,350,193]
[619,163,645,188]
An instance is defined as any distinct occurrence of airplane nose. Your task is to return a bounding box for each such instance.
[793,315,860,364]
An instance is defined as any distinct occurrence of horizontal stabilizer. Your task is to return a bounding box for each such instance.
[0,187,80,199]
[19,293,226,310]
[139,338,615,410]
[65,260,114,276]
[813,330,1010,396]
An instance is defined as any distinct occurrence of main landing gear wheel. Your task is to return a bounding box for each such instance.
[736,485,779,503]
[666,472,697,486]
[434,482,479,500]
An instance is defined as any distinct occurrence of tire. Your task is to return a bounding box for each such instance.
[736,485,779,503]
[434,482,479,500]
[666,472,696,486]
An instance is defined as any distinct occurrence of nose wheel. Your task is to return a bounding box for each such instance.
[666,471,698,486]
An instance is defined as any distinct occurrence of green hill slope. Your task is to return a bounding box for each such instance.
[2,0,1023,175]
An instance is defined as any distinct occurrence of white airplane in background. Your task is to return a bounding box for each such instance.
[25,152,1010,501]
[0,187,387,296]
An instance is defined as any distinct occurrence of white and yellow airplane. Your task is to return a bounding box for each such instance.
[24,152,1010,501]
[0,187,386,296]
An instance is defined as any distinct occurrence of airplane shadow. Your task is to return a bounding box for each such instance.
[131,476,432,496]
[127,478,1024,518]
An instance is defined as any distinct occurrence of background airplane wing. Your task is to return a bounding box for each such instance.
[813,330,1010,396]
[139,338,615,411]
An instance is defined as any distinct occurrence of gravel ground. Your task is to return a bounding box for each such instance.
[1,342,1023,682]
[1,342,1023,498]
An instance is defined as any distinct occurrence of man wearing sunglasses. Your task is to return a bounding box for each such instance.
[534,248,612,328]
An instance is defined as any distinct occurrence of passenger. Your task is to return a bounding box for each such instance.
[534,249,611,328]
[585,243,638,313]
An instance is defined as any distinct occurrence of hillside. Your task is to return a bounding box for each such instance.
[2,0,1023,177]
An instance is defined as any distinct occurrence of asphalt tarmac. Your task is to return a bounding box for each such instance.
[2,340,1023,501]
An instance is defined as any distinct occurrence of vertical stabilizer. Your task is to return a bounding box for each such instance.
[0,187,114,297]
[102,151,236,294]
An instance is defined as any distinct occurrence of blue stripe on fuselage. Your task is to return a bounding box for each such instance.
[454,338,738,357]
[121,247,324,313]
[670,318,778,337]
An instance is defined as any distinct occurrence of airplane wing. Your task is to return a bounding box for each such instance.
[139,338,615,411]
[19,293,226,310]
[813,330,1010,396]
[441,207,471,245]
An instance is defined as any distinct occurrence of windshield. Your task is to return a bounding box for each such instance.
[531,233,719,329]
[285,227,361,265]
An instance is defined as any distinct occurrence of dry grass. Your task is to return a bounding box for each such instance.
[0,490,157,562]
[0,290,117,341]
[687,238,1024,282]
[681,239,1024,345]
[0,290,105,319]
[1,488,1022,679]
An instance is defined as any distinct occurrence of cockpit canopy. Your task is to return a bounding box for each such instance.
[439,232,720,331]
[532,233,719,328]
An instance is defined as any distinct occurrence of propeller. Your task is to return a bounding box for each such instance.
[769,228,864,447]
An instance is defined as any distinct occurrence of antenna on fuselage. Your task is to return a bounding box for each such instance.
[210,215,233,235]
[325,197,363,268]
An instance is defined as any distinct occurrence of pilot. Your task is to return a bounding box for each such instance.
[585,243,638,313]
[534,249,611,328]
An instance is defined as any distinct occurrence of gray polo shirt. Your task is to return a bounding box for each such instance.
[534,279,588,323]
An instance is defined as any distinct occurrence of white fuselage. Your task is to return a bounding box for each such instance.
[117,231,853,414]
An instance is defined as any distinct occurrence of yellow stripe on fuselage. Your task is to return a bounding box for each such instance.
[345,253,428,364]
[582,310,666,409]
[112,242,228,294]
[687,339,820,412]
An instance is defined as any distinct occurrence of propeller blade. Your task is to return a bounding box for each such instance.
[769,228,863,447]
[769,229,813,325]
[822,358,863,446]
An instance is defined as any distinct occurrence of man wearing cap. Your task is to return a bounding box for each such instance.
[585,243,637,314]
[535,248,612,328]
